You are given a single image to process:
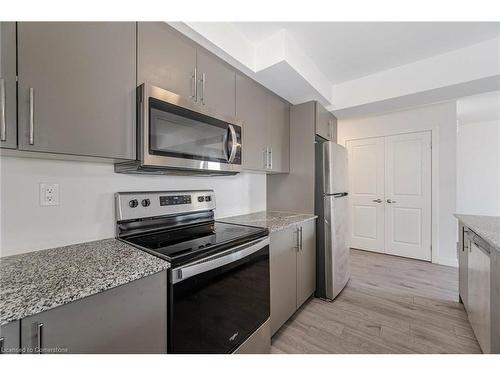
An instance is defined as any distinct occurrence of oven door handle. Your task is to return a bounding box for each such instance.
[171,237,269,284]
[227,124,238,163]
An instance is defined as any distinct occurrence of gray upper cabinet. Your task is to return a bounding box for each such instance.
[17,22,136,159]
[267,93,290,173]
[137,22,196,99]
[21,271,167,354]
[296,220,316,308]
[236,74,268,171]
[236,73,290,173]
[315,101,337,142]
[0,22,17,149]
[0,320,20,354]
[197,49,236,118]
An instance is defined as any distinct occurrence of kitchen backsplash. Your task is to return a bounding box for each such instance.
[0,156,266,257]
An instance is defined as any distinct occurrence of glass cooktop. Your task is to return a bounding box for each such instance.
[122,221,268,266]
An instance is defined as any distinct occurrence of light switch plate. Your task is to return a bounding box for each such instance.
[40,183,59,206]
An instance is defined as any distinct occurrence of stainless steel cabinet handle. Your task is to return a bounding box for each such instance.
[386,199,396,204]
[1,78,6,142]
[263,148,268,169]
[191,67,197,101]
[299,227,303,251]
[37,323,43,354]
[29,88,35,145]
[372,199,382,203]
[0,337,4,354]
[200,72,206,105]
[295,228,300,251]
[268,147,273,169]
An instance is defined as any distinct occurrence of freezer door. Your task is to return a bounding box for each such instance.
[324,142,349,195]
[324,195,350,300]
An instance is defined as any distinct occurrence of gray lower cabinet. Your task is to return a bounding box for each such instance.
[0,320,20,354]
[17,22,136,159]
[20,271,167,354]
[468,239,491,353]
[458,224,469,308]
[270,221,316,335]
[197,49,236,118]
[0,22,17,149]
[296,220,316,308]
[236,73,290,173]
[270,225,297,335]
[138,22,197,99]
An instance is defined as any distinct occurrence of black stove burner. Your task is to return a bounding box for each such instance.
[122,221,268,266]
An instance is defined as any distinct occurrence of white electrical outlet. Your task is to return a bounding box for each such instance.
[40,183,60,206]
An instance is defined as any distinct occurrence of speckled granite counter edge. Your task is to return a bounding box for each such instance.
[454,214,500,253]
[266,215,318,233]
[219,211,318,234]
[0,239,170,326]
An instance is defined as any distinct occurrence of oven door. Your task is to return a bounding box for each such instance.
[139,84,242,173]
[168,237,270,354]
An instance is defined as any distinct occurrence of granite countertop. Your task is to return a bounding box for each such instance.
[455,214,500,252]
[219,211,317,233]
[0,239,169,326]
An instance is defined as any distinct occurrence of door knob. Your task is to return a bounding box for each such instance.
[372,199,382,203]
[386,199,397,203]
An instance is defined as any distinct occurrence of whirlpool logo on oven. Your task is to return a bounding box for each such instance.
[228,332,239,342]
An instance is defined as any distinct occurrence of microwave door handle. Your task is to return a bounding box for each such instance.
[223,128,230,161]
[228,124,238,163]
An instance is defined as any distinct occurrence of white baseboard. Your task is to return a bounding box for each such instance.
[434,256,458,268]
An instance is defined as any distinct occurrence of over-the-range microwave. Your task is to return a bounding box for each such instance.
[115,84,242,175]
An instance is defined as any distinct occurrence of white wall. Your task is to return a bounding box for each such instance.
[456,91,500,215]
[0,157,266,257]
[338,102,458,267]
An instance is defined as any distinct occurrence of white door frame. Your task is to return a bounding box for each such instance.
[344,129,439,264]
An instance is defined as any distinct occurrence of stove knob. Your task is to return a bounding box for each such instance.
[128,199,139,208]
[141,198,151,207]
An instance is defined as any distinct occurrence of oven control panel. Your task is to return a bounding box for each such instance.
[160,195,192,206]
[115,190,216,222]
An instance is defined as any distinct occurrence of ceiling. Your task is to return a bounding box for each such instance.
[231,22,500,84]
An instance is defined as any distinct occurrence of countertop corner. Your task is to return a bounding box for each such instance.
[0,238,169,326]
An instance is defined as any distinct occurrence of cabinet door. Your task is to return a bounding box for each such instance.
[267,92,290,173]
[458,225,469,308]
[0,320,20,354]
[21,271,167,354]
[315,101,331,140]
[270,226,298,335]
[328,113,338,142]
[197,49,236,118]
[468,240,491,353]
[17,22,136,159]
[0,22,17,149]
[236,74,268,171]
[296,220,316,308]
[137,22,196,99]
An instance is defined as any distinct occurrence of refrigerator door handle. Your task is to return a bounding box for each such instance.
[325,192,348,198]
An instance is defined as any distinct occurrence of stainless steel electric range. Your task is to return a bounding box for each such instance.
[115,190,270,354]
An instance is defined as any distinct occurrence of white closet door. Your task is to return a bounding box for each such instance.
[346,137,385,252]
[384,132,431,261]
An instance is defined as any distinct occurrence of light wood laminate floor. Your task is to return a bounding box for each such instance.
[271,249,481,354]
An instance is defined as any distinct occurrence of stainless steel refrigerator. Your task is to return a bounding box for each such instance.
[315,139,350,301]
